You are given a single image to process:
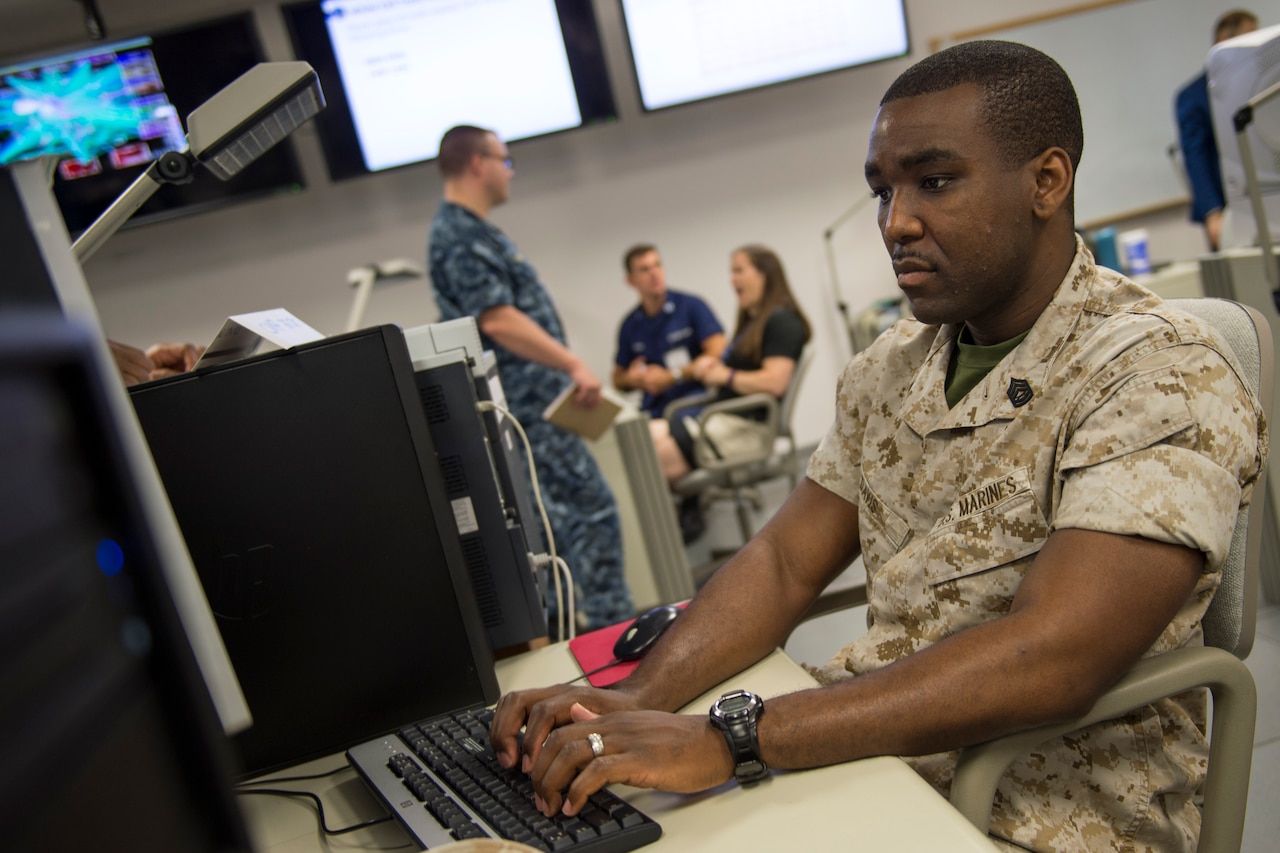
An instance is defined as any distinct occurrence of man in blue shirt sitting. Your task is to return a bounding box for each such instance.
[612,244,725,419]
[613,244,725,541]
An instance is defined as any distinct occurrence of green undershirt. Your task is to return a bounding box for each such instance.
[945,328,1030,409]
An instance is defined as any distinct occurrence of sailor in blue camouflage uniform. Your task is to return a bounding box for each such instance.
[427,125,634,632]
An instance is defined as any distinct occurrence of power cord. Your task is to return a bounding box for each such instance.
[477,400,577,640]
[238,764,351,785]
[561,656,625,685]
[235,765,400,837]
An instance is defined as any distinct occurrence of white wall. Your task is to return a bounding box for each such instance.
[7,0,1221,448]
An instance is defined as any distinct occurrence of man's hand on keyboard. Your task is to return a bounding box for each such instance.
[490,684,641,774]
[528,703,734,818]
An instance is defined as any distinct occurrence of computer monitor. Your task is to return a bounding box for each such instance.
[2,158,252,735]
[282,0,617,181]
[1208,23,1280,249]
[128,325,501,776]
[0,13,305,235]
[0,313,252,852]
[618,0,908,111]
[403,319,549,650]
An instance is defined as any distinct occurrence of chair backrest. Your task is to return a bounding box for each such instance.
[1166,298,1273,659]
[776,346,814,443]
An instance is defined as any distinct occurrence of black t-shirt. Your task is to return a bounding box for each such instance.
[724,307,808,372]
[717,307,808,410]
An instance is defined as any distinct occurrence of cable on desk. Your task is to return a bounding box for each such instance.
[238,763,352,786]
[235,787,394,836]
[561,657,624,685]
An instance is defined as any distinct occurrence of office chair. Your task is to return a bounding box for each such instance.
[664,347,814,545]
[794,299,1270,852]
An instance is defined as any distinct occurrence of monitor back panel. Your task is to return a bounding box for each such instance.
[128,326,499,776]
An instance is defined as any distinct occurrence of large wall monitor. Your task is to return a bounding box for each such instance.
[0,13,305,235]
[283,0,617,180]
[619,0,909,111]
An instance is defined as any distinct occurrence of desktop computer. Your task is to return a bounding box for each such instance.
[403,319,551,650]
[403,318,695,620]
[1208,23,1280,250]
[128,325,501,775]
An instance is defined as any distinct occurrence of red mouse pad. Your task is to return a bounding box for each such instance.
[567,602,687,687]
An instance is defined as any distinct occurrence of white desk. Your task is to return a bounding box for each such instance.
[242,646,996,852]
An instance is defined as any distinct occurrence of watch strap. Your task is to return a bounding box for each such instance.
[711,690,768,785]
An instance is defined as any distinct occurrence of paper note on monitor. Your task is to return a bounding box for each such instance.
[542,383,627,441]
[195,308,325,369]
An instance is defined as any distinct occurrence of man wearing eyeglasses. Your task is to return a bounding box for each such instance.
[427,124,635,633]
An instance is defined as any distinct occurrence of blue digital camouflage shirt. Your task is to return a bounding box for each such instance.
[427,200,633,629]
[428,201,570,427]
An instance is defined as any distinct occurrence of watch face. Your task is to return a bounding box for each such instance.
[719,694,752,714]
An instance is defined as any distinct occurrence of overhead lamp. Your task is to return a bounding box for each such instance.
[74,0,107,40]
[72,61,325,263]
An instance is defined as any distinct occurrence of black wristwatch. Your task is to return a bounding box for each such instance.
[709,689,769,785]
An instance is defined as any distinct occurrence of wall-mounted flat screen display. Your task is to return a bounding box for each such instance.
[0,13,305,235]
[283,0,617,181]
[620,0,910,111]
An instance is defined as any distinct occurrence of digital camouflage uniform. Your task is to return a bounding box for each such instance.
[806,239,1266,852]
[428,201,634,630]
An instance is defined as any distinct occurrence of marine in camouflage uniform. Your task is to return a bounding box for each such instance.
[806,238,1267,851]
[429,200,634,631]
[482,44,1268,847]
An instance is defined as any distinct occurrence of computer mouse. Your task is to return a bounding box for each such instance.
[613,604,681,662]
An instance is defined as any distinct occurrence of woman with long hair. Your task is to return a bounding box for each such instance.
[652,244,811,496]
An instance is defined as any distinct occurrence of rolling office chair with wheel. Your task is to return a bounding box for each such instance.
[663,346,814,545]
[793,298,1270,852]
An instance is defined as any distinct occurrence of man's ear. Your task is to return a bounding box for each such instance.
[1030,147,1073,221]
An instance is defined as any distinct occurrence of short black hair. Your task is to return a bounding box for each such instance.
[881,40,1083,176]
[438,125,494,178]
[623,244,658,273]
[1215,10,1258,42]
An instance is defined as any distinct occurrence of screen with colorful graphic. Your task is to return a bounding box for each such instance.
[0,13,305,235]
[0,38,185,172]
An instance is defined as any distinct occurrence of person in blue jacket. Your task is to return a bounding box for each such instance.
[1175,9,1258,250]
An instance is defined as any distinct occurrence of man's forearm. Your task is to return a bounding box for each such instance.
[480,305,579,373]
[754,528,1203,773]
[616,479,859,711]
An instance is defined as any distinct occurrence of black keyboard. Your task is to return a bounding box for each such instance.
[347,706,662,851]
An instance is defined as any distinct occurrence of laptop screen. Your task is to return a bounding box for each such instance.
[129,325,500,776]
